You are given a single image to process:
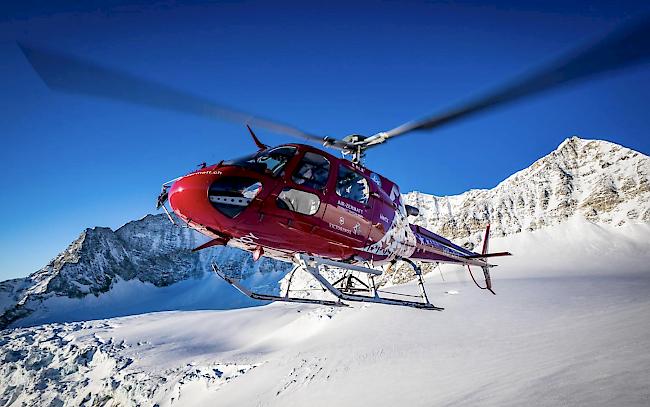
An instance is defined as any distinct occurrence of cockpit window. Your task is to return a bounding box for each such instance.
[292,152,330,190]
[256,146,297,176]
[336,165,369,205]
[224,146,297,176]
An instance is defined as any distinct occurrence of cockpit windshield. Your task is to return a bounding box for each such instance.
[224,146,297,176]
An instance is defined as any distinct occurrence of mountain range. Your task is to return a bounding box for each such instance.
[1,136,648,328]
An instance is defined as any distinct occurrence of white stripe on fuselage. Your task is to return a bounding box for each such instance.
[361,201,416,263]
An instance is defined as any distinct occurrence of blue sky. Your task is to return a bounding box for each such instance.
[1,0,649,280]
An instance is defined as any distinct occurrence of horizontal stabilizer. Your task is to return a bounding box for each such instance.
[465,251,512,259]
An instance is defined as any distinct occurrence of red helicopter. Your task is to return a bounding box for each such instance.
[19,15,650,309]
[160,128,505,309]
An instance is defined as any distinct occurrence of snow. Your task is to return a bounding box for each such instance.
[2,277,649,406]
[1,218,649,406]
[14,269,283,328]
[2,137,650,405]
[403,136,650,251]
[443,217,650,281]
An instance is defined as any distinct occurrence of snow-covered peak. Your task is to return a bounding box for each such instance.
[404,136,650,249]
[0,215,288,329]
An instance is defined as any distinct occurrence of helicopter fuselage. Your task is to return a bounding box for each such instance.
[167,143,488,268]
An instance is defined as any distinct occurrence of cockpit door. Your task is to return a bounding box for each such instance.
[321,163,372,248]
[274,151,331,218]
[258,150,332,246]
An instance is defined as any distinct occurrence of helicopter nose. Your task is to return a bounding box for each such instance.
[168,172,214,225]
[168,170,263,228]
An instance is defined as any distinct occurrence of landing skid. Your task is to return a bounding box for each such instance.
[211,263,346,307]
[212,254,443,311]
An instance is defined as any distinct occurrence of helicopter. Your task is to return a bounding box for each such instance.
[18,15,650,310]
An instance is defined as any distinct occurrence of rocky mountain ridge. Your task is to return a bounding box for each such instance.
[0,215,286,329]
[404,136,650,250]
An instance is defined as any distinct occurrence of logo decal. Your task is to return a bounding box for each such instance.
[329,223,352,234]
[337,200,363,215]
[237,232,259,245]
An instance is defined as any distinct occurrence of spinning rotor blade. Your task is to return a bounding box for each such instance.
[18,43,349,149]
[361,15,650,148]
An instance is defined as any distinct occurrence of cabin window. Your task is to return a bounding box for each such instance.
[225,146,297,177]
[292,152,330,190]
[336,165,369,205]
[257,146,297,176]
[277,188,320,215]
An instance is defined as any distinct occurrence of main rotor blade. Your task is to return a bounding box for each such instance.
[365,15,650,146]
[18,43,348,149]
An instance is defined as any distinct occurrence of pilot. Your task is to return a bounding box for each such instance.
[295,162,328,190]
[294,165,312,185]
[350,178,369,204]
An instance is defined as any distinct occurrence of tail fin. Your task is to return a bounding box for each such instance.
[467,224,499,295]
[482,223,491,255]
[465,224,511,259]
[481,224,495,295]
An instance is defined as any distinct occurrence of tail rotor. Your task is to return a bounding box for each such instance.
[467,224,497,295]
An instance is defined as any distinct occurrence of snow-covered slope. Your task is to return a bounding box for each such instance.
[1,136,648,328]
[1,221,649,406]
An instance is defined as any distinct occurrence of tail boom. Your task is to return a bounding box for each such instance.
[407,223,510,295]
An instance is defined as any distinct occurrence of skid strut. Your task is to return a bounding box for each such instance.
[212,254,443,310]
[212,263,346,307]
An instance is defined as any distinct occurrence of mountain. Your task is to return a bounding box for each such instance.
[405,136,649,249]
[377,136,650,284]
[1,136,648,328]
[0,215,289,329]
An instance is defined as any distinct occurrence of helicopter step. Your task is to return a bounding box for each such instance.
[212,254,443,311]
